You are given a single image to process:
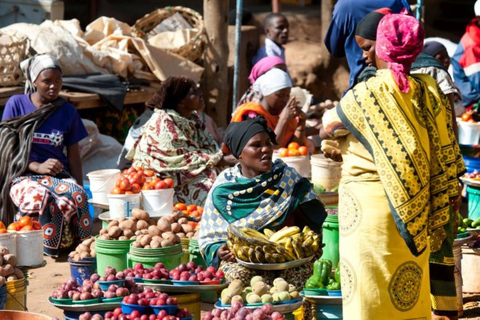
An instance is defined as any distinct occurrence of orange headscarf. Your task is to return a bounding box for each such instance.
[230,102,298,148]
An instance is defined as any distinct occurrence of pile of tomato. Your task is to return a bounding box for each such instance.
[0,216,42,234]
[110,167,174,195]
[278,142,308,157]
[174,203,203,222]
[461,112,478,123]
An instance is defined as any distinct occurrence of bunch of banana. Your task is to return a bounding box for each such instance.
[228,224,321,263]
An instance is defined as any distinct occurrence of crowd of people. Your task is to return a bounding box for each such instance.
[1,1,479,319]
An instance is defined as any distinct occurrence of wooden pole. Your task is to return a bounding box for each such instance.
[321,0,335,69]
[272,0,281,13]
[203,0,230,128]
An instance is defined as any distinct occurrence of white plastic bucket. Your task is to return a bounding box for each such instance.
[16,230,43,267]
[141,189,174,217]
[272,154,311,178]
[86,169,121,205]
[108,193,142,219]
[311,154,342,192]
[453,245,463,316]
[461,247,480,293]
[457,119,480,145]
[0,232,16,257]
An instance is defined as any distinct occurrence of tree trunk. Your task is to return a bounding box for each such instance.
[203,0,230,128]
[321,0,335,69]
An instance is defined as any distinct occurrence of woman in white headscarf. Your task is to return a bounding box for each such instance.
[231,68,306,148]
[1,54,91,257]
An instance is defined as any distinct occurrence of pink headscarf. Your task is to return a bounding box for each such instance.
[248,56,286,84]
[375,10,425,93]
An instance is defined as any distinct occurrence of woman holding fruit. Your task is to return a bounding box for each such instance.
[231,68,307,149]
[126,76,236,205]
[0,54,92,257]
[322,12,465,319]
[198,117,326,319]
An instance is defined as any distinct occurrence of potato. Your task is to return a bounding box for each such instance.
[3,254,17,267]
[136,220,149,231]
[171,210,184,221]
[161,239,173,248]
[176,232,186,239]
[6,275,16,281]
[13,268,24,279]
[107,220,119,229]
[186,232,195,238]
[118,217,127,223]
[99,229,107,235]
[141,229,149,235]
[132,241,142,248]
[172,234,181,244]
[134,230,142,236]
[119,220,135,232]
[118,236,129,240]
[150,239,161,249]
[69,251,76,258]
[123,229,134,239]
[132,208,149,221]
[130,236,137,240]
[0,267,5,277]
[0,276,5,287]
[4,264,14,276]
[90,249,96,258]
[73,254,81,262]
[181,224,194,234]
[157,219,172,232]
[90,242,96,251]
[76,244,89,253]
[80,252,90,259]
[0,246,9,255]
[177,217,188,225]
[171,223,182,233]
[161,216,175,224]
[99,234,111,240]
[144,245,151,249]
[148,225,161,237]
[108,226,122,238]
[82,238,94,247]
[152,235,162,243]
[140,235,152,247]
[161,232,174,241]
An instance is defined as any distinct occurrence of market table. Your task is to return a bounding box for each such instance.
[0,85,159,109]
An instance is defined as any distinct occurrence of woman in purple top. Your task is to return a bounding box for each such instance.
[2,54,91,257]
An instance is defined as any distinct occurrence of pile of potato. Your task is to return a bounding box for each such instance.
[69,238,96,261]
[98,209,196,248]
[0,246,24,286]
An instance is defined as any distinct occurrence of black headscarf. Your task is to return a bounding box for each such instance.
[423,41,447,57]
[355,8,392,40]
[224,116,277,158]
[146,76,196,110]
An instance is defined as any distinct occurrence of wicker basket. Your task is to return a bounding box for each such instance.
[0,33,26,87]
[132,6,205,64]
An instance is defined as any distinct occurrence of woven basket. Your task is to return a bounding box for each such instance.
[132,6,205,64]
[0,33,26,87]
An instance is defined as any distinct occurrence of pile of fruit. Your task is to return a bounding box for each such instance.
[464,170,480,179]
[228,225,321,263]
[458,213,480,233]
[110,166,174,195]
[98,209,196,244]
[79,305,191,320]
[221,276,299,306]
[173,203,203,221]
[460,112,479,123]
[2,216,42,233]
[305,259,340,290]
[278,142,308,158]
[0,247,24,286]
[124,263,170,281]
[69,237,96,261]
[169,262,224,282]
[203,303,284,320]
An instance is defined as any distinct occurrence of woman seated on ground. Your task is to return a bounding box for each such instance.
[231,68,308,148]
[1,54,92,257]
[198,116,326,281]
[126,76,236,205]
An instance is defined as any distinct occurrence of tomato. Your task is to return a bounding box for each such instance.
[190,210,199,217]
[298,146,308,156]
[174,203,187,211]
[469,119,476,123]
[197,206,204,214]
[115,179,122,188]
[32,221,42,230]
[151,177,161,185]
[278,148,289,158]
[20,225,33,231]
[7,222,19,231]
[142,184,154,190]
[111,187,125,195]
[119,179,131,191]
[18,216,33,228]
[164,178,174,188]
[127,167,137,174]
[155,181,167,190]
[288,142,300,150]
[462,113,472,122]
[144,170,155,177]
[287,149,300,157]
[187,204,197,213]
[131,183,141,193]
[125,191,134,195]
[0,221,5,230]
[0,229,7,234]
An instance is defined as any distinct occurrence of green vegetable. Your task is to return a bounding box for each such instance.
[319,259,332,286]
[326,282,341,290]
[334,267,341,285]
[314,184,326,194]
[305,259,326,289]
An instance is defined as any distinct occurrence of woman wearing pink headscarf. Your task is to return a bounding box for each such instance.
[321,11,464,319]
[235,56,287,109]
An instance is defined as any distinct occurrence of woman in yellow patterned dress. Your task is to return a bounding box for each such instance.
[322,11,465,319]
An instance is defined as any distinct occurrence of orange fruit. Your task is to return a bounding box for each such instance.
[125,191,134,195]
[278,148,289,158]
[18,216,33,228]
[462,113,472,122]
[287,149,300,157]
[0,229,7,234]
[197,206,204,214]
[288,142,300,150]
[174,203,187,211]
[111,187,124,195]
[0,221,5,230]
[187,204,197,213]
[144,170,155,177]
[164,178,174,188]
[7,222,19,231]
[154,181,167,190]
[20,225,33,231]
[32,221,42,230]
[131,183,141,193]
[299,146,308,156]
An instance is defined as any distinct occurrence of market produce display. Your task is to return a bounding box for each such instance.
[460,111,479,123]
[79,304,192,320]
[169,262,224,283]
[464,170,480,179]
[0,247,24,285]
[110,166,174,195]
[278,142,309,157]
[220,277,299,306]
[5,215,42,232]
[69,237,96,261]
[305,259,340,291]
[98,210,196,243]
[173,203,203,221]
[457,212,480,233]
[203,302,285,320]
[228,225,321,263]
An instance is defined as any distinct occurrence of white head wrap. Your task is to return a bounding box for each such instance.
[476,0,480,16]
[20,54,62,94]
[253,68,292,96]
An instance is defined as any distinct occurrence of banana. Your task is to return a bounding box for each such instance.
[265,252,277,263]
[302,237,314,249]
[263,228,275,238]
[236,246,250,262]
[292,239,305,259]
[270,226,301,243]
[302,226,312,234]
[255,246,266,263]
[242,227,270,241]
[272,253,286,263]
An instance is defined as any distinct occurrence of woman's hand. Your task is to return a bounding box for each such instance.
[218,154,238,167]
[218,244,236,262]
[321,140,343,162]
[37,158,64,175]
[280,97,299,121]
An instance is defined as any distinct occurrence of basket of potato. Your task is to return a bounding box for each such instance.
[0,246,25,287]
